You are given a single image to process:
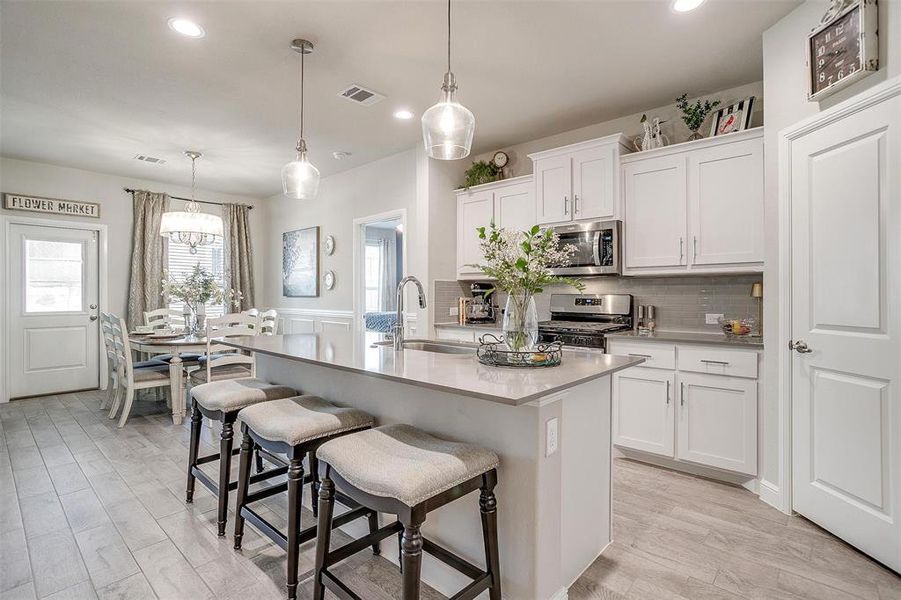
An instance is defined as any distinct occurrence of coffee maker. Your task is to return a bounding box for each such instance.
[465,283,497,324]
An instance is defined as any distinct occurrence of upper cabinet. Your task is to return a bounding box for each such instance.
[621,128,764,275]
[455,176,535,280]
[529,134,631,226]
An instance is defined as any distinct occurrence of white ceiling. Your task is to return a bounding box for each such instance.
[0,1,799,198]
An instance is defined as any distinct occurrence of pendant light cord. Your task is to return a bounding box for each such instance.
[188,154,197,212]
[446,0,452,74]
[299,49,305,141]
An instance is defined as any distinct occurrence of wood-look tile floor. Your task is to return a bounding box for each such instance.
[0,391,898,600]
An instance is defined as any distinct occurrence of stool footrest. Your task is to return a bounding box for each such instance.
[448,573,492,600]
[324,521,402,568]
[422,536,484,580]
[240,506,288,551]
[321,569,361,600]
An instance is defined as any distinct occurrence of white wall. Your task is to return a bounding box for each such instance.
[469,81,765,178]
[0,157,266,319]
[760,0,901,502]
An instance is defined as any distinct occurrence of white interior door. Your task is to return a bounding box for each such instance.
[8,223,100,398]
[789,88,901,572]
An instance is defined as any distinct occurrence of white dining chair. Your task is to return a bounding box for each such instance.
[242,308,277,335]
[188,313,261,392]
[107,314,183,428]
[144,308,186,330]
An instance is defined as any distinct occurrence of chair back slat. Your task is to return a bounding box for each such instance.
[241,308,277,335]
[144,308,186,329]
[203,313,260,380]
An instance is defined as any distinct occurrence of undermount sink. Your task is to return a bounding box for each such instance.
[371,339,476,354]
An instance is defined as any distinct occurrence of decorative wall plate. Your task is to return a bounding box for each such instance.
[323,270,336,290]
[324,235,335,255]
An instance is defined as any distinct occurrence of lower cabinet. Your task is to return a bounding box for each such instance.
[435,326,501,343]
[613,368,674,457]
[676,372,757,475]
[609,340,759,477]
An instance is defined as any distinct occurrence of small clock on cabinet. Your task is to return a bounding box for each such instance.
[492,151,509,169]
[807,0,878,102]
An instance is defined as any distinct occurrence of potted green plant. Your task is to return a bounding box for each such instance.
[675,93,720,141]
[472,224,584,352]
[461,160,503,189]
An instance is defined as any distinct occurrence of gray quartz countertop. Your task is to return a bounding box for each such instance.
[607,330,764,349]
[220,332,644,406]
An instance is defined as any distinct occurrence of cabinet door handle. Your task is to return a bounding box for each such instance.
[574,194,580,214]
[627,353,652,358]
[666,380,671,405]
[680,381,685,407]
[700,359,729,365]
[679,237,684,264]
[693,236,698,260]
[563,196,569,215]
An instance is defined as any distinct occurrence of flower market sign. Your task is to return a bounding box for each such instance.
[3,193,100,218]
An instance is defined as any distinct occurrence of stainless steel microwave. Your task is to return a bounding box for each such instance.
[548,220,621,276]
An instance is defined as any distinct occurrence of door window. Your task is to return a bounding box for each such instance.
[25,239,83,312]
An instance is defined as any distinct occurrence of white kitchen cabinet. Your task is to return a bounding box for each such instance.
[613,367,675,457]
[529,133,631,226]
[435,326,501,343]
[608,339,760,479]
[456,176,534,280]
[621,128,764,275]
[623,154,686,269]
[676,372,758,475]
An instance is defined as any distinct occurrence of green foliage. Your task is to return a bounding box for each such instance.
[161,264,242,310]
[675,93,720,133]
[461,160,502,189]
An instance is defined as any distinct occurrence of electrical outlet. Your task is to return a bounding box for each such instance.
[546,418,558,457]
[706,313,724,325]
[449,307,459,317]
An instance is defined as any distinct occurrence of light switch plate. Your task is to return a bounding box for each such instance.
[449,307,459,316]
[705,313,724,325]
[546,418,558,457]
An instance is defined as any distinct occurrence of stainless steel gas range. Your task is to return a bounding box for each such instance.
[537,294,633,351]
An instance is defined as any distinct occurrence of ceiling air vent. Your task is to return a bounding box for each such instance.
[337,84,385,107]
[133,154,166,165]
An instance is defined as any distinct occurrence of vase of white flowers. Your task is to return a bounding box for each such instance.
[161,265,243,334]
[474,224,584,352]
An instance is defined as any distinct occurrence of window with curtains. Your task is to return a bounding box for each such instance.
[167,239,226,317]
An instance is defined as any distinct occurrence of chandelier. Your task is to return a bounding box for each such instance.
[160,151,223,254]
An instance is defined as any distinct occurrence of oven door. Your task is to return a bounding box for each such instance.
[549,220,621,276]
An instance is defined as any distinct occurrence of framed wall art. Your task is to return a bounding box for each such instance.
[710,96,755,137]
[282,226,320,297]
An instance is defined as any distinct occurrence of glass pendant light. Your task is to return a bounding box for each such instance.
[282,39,320,199]
[160,151,223,255]
[421,0,474,160]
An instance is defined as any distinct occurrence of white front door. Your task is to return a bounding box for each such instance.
[789,85,901,571]
[8,223,100,398]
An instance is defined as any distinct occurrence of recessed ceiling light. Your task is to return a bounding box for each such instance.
[168,18,205,38]
[393,109,415,120]
[672,0,705,12]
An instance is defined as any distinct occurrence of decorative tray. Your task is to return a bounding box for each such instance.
[476,334,563,368]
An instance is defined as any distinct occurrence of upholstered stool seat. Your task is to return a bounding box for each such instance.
[313,424,502,600]
[317,423,499,507]
[233,396,378,600]
[191,378,296,414]
[238,395,374,447]
[189,364,252,384]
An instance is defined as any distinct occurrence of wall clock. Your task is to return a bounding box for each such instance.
[323,270,336,290]
[492,151,509,169]
[807,0,878,102]
[324,235,335,256]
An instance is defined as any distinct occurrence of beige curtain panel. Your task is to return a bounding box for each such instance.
[223,203,255,310]
[126,190,169,330]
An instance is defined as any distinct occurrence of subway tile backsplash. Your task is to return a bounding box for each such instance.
[434,275,762,333]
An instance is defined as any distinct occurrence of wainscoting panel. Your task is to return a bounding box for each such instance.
[275,308,355,335]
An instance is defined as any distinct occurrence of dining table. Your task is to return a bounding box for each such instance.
[128,333,207,425]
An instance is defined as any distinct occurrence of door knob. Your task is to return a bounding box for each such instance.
[89,315,98,321]
[89,303,97,309]
[789,340,813,353]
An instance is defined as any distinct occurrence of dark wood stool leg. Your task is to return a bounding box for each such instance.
[307,451,319,518]
[480,470,502,600]
[233,427,253,550]
[400,523,423,600]
[313,468,335,600]
[185,405,202,503]
[286,457,305,600]
[216,420,234,537]
[254,447,264,474]
[368,511,381,555]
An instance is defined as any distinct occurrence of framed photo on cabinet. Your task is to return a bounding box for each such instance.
[807,0,878,102]
[710,97,755,137]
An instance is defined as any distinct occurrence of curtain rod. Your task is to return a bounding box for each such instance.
[123,188,253,210]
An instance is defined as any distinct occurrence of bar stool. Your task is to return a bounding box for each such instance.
[185,378,297,536]
[313,424,502,600]
[233,395,378,600]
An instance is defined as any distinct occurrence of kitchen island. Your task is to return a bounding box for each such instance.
[221,332,642,600]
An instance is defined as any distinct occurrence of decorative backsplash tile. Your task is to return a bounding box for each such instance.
[433,275,762,333]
